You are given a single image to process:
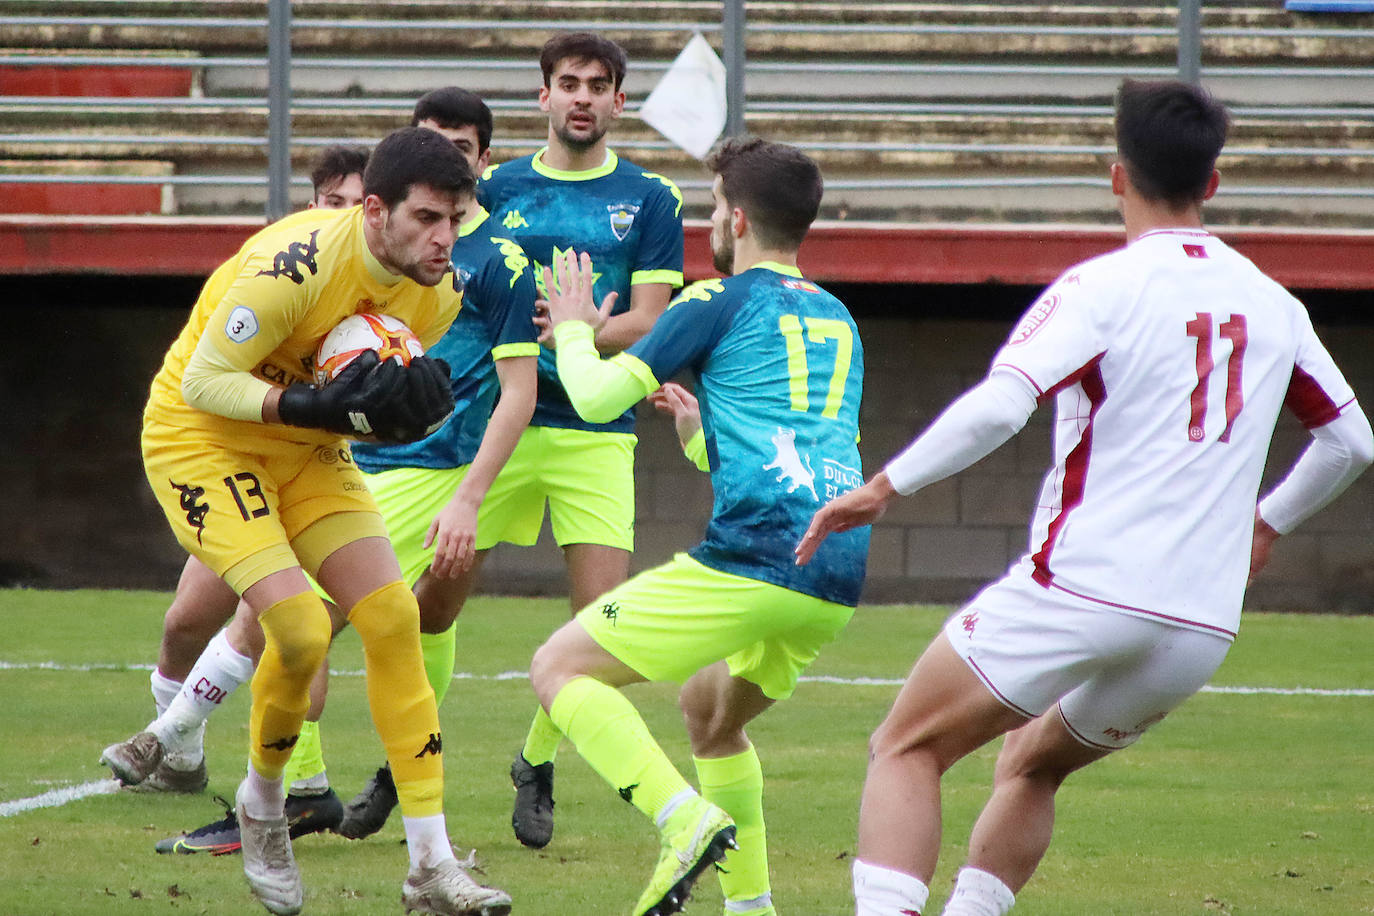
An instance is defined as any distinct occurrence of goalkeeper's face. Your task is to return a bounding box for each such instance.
[370,183,467,286]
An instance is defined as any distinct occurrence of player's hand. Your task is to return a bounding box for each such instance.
[1248,510,1281,584]
[378,355,454,442]
[425,491,479,578]
[795,473,896,566]
[539,249,617,340]
[648,382,702,448]
[278,351,454,443]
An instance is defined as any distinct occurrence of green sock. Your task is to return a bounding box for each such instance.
[520,704,563,767]
[696,745,772,912]
[282,719,325,791]
[548,676,690,821]
[420,624,457,707]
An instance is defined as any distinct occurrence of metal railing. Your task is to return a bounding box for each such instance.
[2,3,1373,221]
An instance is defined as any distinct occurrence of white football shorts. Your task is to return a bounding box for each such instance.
[944,572,1233,750]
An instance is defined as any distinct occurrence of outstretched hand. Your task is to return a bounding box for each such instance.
[795,472,898,566]
[534,248,618,345]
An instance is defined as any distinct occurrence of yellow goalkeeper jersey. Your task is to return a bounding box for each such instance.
[144,205,463,444]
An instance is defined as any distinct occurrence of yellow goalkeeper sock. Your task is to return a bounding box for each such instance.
[548,676,689,820]
[348,580,443,817]
[696,745,773,913]
[249,592,331,780]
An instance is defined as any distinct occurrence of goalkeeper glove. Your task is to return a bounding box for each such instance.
[278,351,453,442]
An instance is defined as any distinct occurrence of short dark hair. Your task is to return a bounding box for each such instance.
[363,126,475,209]
[309,144,369,196]
[1115,79,1229,207]
[410,86,493,152]
[706,136,823,251]
[540,32,628,90]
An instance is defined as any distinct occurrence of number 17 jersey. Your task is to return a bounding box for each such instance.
[993,229,1357,637]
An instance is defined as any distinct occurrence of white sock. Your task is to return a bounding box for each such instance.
[150,669,181,717]
[148,629,253,761]
[941,867,1015,916]
[402,813,458,870]
[238,765,285,821]
[853,858,930,916]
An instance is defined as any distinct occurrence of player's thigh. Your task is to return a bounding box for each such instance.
[466,426,547,547]
[142,419,298,595]
[542,429,637,552]
[1056,624,1231,751]
[565,542,630,611]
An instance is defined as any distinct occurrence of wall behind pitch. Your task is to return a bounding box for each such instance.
[3,276,1371,613]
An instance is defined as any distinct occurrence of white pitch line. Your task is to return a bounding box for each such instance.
[0,779,119,817]
[2,660,1371,696]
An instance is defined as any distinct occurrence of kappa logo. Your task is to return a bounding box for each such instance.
[169,479,210,544]
[262,735,298,752]
[256,230,321,285]
[415,732,443,758]
[617,783,639,804]
[763,427,818,501]
[607,203,640,241]
[600,601,620,624]
[961,611,978,635]
[502,210,529,230]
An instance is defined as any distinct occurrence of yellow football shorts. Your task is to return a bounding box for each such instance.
[142,416,387,594]
[576,553,855,700]
[477,425,636,552]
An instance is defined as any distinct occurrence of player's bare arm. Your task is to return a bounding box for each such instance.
[593,281,672,353]
[426,354,538,578]
[795,471,897,566]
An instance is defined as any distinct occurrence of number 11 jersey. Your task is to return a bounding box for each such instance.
[992,229,1356,637]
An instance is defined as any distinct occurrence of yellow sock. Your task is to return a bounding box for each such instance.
[282,720,325,789]
[696,745,773,913]
[348,581,443,817]
[420,624,457,707]
[548,676,690,821]
[520,704,563,766]
[250,592,331,780]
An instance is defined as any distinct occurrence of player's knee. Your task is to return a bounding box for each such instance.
[347,580,420,643]
[260,593,332,676]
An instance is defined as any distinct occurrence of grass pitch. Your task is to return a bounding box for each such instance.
[0,589,1371,915]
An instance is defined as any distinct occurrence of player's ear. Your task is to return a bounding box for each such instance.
[538,85,552,113]
[611,89,626,117]
[1202,169,1220,202]
[362,194,388,229]
[1110,161,1127,197]
[731,206,748,240]
[476,147,491,176]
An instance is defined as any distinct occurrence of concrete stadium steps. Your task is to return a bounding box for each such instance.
[3,2,1373,223]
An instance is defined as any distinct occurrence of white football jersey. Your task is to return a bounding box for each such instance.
[994,229,1356,637]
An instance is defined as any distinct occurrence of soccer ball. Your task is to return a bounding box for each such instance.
[314,313,424,386]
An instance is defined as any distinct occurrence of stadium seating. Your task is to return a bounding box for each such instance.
[2,1,1373,225]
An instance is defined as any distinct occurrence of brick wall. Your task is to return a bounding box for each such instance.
[4,299,1370,613]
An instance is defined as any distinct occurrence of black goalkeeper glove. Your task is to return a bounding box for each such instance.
[278,350,453,442]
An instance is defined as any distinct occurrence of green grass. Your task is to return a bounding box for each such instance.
[1,590,1371,916]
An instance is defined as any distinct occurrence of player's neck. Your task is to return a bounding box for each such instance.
[541,135,610,173]
[1122,198,1205,244]
[732,239,797,276]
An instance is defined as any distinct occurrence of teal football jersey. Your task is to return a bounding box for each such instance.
[626,264,869,606]
[481,148,684,434]
[353,209,539,472]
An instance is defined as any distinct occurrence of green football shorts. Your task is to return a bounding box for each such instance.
[361,463,498,588]
[577,553,855,700]
[476,425,637,551]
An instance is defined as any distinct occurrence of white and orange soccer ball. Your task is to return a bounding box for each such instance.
[314,313,424,386]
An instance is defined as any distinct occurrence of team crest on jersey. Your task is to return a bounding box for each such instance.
[607,203,640,241]
[257,230,321,285]
[1008,293,1060,346]
[763,427,818,501]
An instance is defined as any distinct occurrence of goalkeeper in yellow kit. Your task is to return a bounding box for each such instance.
[103,126,511,916]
